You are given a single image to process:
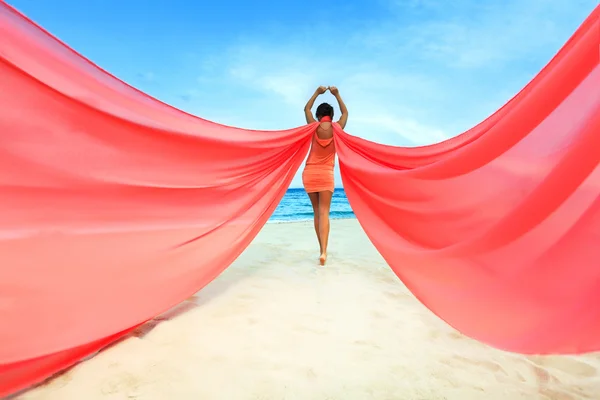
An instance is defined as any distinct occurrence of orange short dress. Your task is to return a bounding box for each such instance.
[302,117,335,193]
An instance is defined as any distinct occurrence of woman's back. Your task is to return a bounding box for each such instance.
[305,120,335,166]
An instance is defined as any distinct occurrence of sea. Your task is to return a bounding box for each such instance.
[269,188,355,223]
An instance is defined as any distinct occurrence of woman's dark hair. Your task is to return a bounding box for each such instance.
[315,102,334,121]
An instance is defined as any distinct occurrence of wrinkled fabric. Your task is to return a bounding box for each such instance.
[335,5,600,355]
[0,1,599,398]
[0,3,314,396]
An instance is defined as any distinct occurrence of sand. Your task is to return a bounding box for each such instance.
[15,219,600,400]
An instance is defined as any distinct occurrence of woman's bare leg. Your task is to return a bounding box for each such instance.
[307,192,322,254]
[317,190,333,265]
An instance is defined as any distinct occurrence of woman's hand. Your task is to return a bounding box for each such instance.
[330,86,348,129]
[306,86,327,123]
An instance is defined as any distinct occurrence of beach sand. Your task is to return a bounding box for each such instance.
[17,220,600,400]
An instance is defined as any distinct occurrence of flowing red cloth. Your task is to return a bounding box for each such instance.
[335,5,600,355]
[1,2,599,398]
[0,3,316,396]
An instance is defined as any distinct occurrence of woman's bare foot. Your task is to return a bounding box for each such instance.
[319,253,327,266]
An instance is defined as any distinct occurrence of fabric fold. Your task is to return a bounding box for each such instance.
[1,1,599,398]
[0,3,313,397]
[335,5,600,355]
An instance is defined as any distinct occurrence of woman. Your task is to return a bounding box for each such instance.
[302,85,348,265]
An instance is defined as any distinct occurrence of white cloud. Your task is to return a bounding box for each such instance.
[352,114,448,145]
[172,0,597,187]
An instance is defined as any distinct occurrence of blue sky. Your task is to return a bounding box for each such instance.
[7,0,598,187]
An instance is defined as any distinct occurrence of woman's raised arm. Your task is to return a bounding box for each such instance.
[304,86,328,124]
[329,86,348,129]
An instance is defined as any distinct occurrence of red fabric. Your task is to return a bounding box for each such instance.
[0,1,599,397]
[335,5,600,354]
[0,3,315,396]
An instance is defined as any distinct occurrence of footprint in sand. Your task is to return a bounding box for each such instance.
[451,355,510,377]
[101,372,141,395]
[528,356,599,378]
